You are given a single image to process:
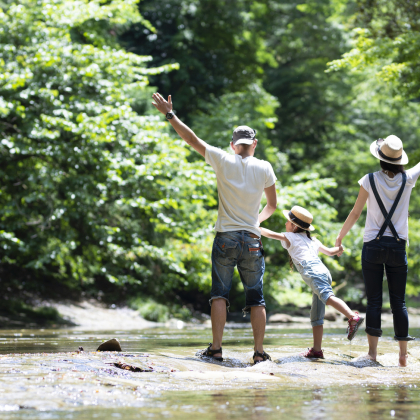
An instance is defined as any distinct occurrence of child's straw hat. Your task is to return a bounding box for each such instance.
[369,135,408,165]
[282,206,315,231]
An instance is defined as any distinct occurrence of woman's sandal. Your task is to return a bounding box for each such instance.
[347,311,365,341]
[197,343,223,362]
[253,350,271,364]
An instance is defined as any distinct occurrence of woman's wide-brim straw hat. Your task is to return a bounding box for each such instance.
[370,135,408,165]
[282,206,315,232]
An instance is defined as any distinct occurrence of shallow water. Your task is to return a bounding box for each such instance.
[1,324,420,419]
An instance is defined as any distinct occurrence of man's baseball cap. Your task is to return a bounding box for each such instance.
[231,126,257,145]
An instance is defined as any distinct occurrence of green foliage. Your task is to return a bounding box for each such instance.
[0,0,216,302]
[1,298,64,324]
[3,0,420,316]
[130,297,192,321]
[120,0,275,120]
[328,0,420,100]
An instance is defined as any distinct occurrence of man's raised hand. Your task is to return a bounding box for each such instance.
[152,93,172,115]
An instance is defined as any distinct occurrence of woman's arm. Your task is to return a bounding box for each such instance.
[260,227,290,247]
[319,244,344,257]
[335,186,369,247]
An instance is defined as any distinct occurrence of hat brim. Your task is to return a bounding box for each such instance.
[282,209,315,231]
[370,141,409,165]
[233,138,255,145]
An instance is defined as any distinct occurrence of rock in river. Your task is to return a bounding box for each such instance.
[97,338,122,352]
[268,313,293,323]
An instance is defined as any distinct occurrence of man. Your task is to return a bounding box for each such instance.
[152,93,277,363]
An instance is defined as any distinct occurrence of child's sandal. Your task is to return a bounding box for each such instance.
[197,343,223,361]
[253,350,271,364]
[301,347,324,359]
[347,312,365,341]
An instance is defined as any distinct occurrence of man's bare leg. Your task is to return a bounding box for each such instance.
[251,306,266,361]
[210,298,227,358]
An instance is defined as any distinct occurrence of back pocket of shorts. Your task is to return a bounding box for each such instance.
[216,237,238,252]
[248,243,262,256]
[364,246,386,264]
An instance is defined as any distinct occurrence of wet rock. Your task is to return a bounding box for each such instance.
[97,338,122,352]
[78,346,84,352]
[110,361,153,372]
[268,314,293,323]
[408,307,420,315]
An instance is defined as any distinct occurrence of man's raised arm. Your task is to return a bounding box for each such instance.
[152,93,208,157]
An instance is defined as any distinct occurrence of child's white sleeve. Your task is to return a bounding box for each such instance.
[280,232,292,249]
[314,238,323,254]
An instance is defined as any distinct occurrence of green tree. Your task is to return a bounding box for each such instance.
[0,0,216,305]
[121,0,275,120]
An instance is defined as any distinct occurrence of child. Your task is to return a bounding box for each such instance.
[261,205,364,359]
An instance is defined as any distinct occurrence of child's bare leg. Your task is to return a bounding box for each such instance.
[313,325,323,352]
[326,296,357,323]
[399,341,408,367]
[367,334,379,361]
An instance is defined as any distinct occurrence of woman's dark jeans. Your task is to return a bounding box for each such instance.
[362,236,410,341]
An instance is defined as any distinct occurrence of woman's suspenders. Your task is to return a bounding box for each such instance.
[368,172,407,242]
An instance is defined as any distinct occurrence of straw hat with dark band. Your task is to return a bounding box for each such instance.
[282,206,315,232]
[370,135,408,165]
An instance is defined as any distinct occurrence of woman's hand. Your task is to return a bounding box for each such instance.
[337,244,344,257]
[335,236,342,248]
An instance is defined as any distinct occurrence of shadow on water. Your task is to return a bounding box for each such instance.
[1,325,420,419]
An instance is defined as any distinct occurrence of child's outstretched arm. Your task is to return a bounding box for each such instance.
[260,228,291,247]
[319,244,344,257]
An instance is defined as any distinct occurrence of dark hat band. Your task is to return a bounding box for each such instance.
[378,147,402,162]
[289,211,310,229]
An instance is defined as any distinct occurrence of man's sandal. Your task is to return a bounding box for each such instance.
[253,350,271,364]
[196,343,223,362]
[347,312,365,341]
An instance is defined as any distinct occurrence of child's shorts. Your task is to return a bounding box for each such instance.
[294,259,335,327]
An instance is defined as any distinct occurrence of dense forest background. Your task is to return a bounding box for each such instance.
[2,0,420,322]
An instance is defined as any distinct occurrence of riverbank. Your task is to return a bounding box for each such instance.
[3,299,420,331]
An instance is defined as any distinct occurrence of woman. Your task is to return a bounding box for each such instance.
[336,135,420,367]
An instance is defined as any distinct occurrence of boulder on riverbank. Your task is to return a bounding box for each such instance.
[97,338,122,352]
[268,314,294,323]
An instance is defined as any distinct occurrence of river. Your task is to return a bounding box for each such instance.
[1,323,420,419]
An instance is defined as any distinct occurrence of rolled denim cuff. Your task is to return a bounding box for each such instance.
[209,296,230,312]
[394,335,415,342]
[320,291,335,306]
[242,304,265,317]
[311,319,324,327]
[365,326,382,337]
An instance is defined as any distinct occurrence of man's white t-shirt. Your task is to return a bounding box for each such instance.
[280,232,322,263]
[358,163,420,242]
[205,145,276,237]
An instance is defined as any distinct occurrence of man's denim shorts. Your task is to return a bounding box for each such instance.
[294,259,335,327]
[210,230,265,314]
